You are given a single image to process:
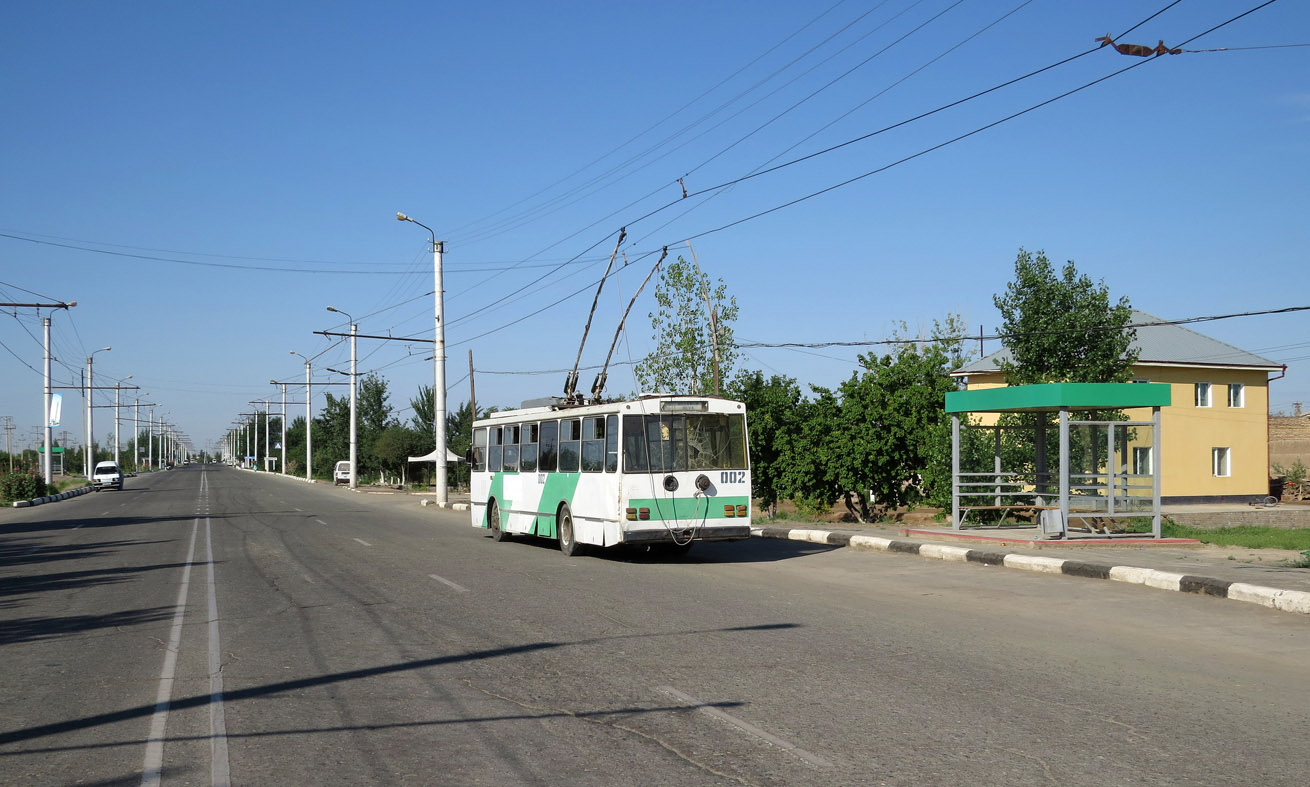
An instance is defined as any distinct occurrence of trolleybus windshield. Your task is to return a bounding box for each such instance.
[622,413,747,473]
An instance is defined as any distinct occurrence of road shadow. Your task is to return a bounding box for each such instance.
[0,605,175,646]
[495,532,837,564]
[0,561,209,600]
[0,622,800,746]
[0,514,222,537]
[0,538,176,569]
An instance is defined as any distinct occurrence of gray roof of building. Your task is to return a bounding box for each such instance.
[953,310,1282,375]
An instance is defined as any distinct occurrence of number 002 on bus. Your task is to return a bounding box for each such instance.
[470,396,751,556]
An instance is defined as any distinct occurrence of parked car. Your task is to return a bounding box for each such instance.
[333,461,351,485]
[92,461,124,491]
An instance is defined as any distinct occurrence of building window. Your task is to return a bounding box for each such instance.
[1132,378,1151,384]
[1212,447,1230,477]
[1132,446,1153,476]
[1228,383,1245,408]
[1195,382,1212,408]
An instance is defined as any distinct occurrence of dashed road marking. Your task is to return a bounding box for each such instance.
[353,538,373,547]
[656,686,832,768]
[428,574,468,593]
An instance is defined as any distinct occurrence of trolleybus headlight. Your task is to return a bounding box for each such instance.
[663,475,679,492]
[695,474,711,491]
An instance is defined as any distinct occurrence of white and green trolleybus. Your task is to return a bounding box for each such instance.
[470,395,752,555]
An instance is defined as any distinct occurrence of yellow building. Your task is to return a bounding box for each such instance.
[951,311,1284,503]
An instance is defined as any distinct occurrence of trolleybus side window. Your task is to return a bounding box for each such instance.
[605,414,618,472]
[488,426,503,472]
[521,422,539,473]
[559,418,581,472]
[622,415,648,472]
[503,425,520,472]
[539,420,558,472]
[472,428,487,472]
[581,416,605,472]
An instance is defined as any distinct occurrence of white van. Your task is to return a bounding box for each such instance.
[92,461,124,491]
[333,461,351,485]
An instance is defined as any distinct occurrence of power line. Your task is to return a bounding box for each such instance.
[0,232,423,275]
[737,306,1310,349]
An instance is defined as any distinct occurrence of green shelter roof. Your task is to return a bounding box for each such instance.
[945,382,1171,414]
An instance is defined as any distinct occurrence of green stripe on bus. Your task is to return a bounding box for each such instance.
[535,472,582,538]
[486,472,515,529]
[628,496,750,521]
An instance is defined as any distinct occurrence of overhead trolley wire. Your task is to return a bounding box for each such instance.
[447,0,884,248]
[449,1,1285,354]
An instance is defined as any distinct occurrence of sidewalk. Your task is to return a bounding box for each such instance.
[752,520,1310,616]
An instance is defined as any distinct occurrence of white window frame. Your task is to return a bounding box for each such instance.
[1212,447,1231,478]
[1132,446,1153,476]
[1227,383,1245,408]
[1195,382,1212,408]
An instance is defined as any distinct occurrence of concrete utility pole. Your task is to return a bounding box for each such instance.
[271,381,288,475]
[291,351,314,480]
[326,307,360,489]
[85,346,110,475]
[113,376,133,467]
[1,416,13,473]
[0,300,73,484]
[398,213,448,504]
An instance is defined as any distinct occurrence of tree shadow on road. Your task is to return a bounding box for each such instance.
[0,623,799,747]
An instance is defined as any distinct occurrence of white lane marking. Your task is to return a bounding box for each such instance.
[428,574,469,593]
[141,519,200,787]
[315,519,328,525]
[353,538,373,547]
[204,483,231,785]
[294,507,303,512]
[656,686,833,768]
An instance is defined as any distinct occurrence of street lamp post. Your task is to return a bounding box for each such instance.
[86,346,111,476]
[291,350,313,481]
[326,306,358,489]
[397,212,448,504]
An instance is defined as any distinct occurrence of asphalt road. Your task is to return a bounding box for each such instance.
[2,465,1308,786]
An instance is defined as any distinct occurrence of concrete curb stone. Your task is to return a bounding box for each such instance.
[753,525,1310,617]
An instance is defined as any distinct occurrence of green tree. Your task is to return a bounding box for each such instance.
[727,370,803,516]
[372,425,424,485]
[778,342,960,523]
[408,387,485,489]
[993,248,1137,384]
[634,255,739,395]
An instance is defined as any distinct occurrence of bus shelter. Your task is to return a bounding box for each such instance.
[944,383,1171,539]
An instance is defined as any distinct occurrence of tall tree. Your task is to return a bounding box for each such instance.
[727,370,803,516]
[634,256,739,396]
[993,249,1137,384]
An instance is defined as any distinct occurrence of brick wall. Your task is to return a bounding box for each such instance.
[1269,416,1310,469]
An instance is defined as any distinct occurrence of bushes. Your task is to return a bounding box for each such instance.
[1,469,47,503]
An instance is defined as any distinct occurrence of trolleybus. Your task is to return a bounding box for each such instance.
[470,395,751,555]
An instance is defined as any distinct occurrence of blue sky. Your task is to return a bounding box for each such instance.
[2,0,1307,455]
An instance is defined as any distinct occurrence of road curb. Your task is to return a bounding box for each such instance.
[9,485,93,508]
[752,526,1310,617]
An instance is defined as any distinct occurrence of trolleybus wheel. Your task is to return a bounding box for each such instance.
[488,500,508,541]
[558,503,584,557]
